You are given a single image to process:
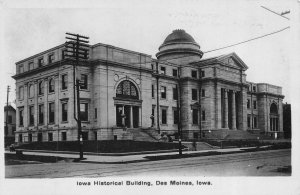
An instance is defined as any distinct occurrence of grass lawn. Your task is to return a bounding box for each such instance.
[15,140,182,153]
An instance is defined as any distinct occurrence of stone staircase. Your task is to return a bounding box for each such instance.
[183,141,219,151]
[126,128,159,142]
[224,130,260,140]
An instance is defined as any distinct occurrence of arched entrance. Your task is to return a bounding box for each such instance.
[270,103,279,131]
[115,80,141,128]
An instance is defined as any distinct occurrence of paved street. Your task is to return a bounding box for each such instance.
[5,149,291,178]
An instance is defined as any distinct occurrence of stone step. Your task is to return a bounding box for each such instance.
[183,141,217,151]
[126,129,158,142]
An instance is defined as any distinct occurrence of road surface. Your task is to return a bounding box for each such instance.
[5,149,291,178]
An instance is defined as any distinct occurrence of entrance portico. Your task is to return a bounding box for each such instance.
[116,104,140,128]
[114,80,142,128]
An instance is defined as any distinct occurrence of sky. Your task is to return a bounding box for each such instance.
[0,0,298,107]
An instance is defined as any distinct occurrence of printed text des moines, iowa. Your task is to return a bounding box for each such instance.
[77,180,212,186]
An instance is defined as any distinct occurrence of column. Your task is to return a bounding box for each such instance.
[130,106,133,128]
[224,89,229,129]
[122,105,125,127]
[139,107,142,127]
[231,90,237,130]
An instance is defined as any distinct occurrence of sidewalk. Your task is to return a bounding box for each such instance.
[5,146,270,164]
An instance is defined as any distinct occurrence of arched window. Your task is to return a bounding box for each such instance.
[49,78,55,93]
[116,80,139,99]
[38,81,44,95]
[29,84,34,98]
[270,103,278,115]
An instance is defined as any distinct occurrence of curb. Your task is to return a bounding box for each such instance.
[14,148,189,156]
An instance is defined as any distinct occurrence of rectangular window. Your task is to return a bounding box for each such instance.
[172,69,178,77]
[28,134,32,142]
[38,58,44,67]
[8,115,12,124]
[38,133,43,142]
[19,65,24,74]
[151,108,155,126]
[201,89,205,97]
[19,107,24,126]
[193,109,198,124]
[48,133,53,141]
[49,102,55,123]
[202,110,206,121]
[151,64,154,70]
[201,70,205,77]
[173,87,178,100]
[61,132,67,141]
[247,99,250,109]
[247,116,251,128]
[161,108,167,124]
[61,74,68,90]
[192,89,198,101]
[191,70,197,78]
[80,74,88,89]
[152,84,154,98]
[253,86,256,92]
[253,116,257,128]
[62,102,68,122]
[19,86,24,100]
[48,54,54,64]
[161,86,166,99]
[62,50,66,60]
[38,104,44,124]
[82,132,88,140]
[173,109,178,124]
[95,108,97,119]
[29,106,34,125]
[253,100,257,109]
[19,134,23,143]
[80,103,88,121]
[29,62,34,71]
[38,81,44,95]
[160,66,166,75]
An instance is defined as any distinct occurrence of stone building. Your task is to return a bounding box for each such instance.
[12,29,284,143]
[4,105,16,146]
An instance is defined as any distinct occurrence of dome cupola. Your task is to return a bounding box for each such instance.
[156,29,203,61]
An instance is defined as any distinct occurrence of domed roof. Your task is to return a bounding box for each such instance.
[162,29,197,45]
[156,29,203,60]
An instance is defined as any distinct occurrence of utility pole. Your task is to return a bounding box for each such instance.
[176,67,183,155]
[5,86,10,136]
[198,68,202,139]
[155,62,160,134]
[65,33,89,160]
[176,81,182,155]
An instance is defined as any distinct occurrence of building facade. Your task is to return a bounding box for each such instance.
[13,30,284,143]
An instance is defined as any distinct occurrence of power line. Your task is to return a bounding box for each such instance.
[261,6,290,20]
[203,26,290,54]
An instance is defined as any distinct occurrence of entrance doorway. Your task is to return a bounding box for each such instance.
[116,104,139,128]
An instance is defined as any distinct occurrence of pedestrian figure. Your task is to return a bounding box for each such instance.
[192,140,197,151]
[9,144,15,152]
